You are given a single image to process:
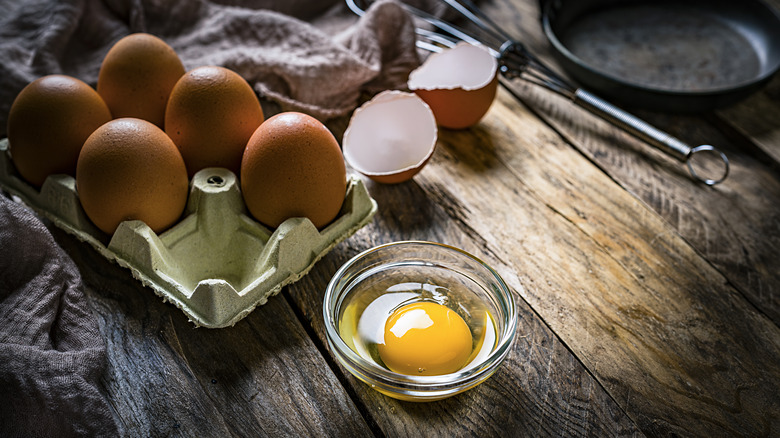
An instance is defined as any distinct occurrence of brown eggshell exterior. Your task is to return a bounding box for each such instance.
[165,66,264,177]
[97,33,185,128]
[414,74,499,130]
[362,152,434,184]
[240,112,347,229]
[7,75,112,187]
[76,118,189,235]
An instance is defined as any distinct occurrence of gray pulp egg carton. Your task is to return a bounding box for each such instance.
[0,138,377,328]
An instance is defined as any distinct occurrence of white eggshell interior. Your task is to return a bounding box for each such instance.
[408,42,498,91]
[343,91,437,175]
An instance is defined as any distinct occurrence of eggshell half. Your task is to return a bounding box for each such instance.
[342,90,437,184]
[408,43,498,130]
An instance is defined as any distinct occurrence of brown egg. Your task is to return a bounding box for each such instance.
[165,66,264,177]
[76,118,189,235]
[97,33,185,128]
[7,74,112,187]
[241,112,346,229]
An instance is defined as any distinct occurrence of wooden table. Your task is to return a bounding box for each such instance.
[45,0,780,436]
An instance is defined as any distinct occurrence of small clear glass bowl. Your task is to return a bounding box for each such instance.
[323,241,517,402]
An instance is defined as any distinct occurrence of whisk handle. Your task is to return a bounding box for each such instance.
[573,89,729,185]
[573,89,690,159]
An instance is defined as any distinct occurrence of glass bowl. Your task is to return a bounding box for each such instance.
[323,241,517,402]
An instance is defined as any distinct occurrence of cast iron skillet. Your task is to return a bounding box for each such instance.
[542,0,780,112]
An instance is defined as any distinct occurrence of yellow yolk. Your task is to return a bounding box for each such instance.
[378,302,473,376]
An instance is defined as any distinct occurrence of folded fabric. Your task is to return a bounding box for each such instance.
[0,194,118,437]
[0,0,420,135]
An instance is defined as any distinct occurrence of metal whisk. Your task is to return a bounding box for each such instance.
[346,0,730,186]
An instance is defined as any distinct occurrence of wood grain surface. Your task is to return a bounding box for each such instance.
[487,0,780,326]
[6,0,779,437]
[51,227,373,437]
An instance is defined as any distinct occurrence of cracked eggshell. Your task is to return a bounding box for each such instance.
[408,42,498,130]
[343,90,437,184]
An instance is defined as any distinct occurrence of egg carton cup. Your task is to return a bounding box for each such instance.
[0,138,377,328]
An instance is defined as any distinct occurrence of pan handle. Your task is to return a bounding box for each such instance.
[573,89,729,185]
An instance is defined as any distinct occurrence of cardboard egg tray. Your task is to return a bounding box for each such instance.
[0,138,377,328]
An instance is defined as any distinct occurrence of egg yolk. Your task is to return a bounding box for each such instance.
[378,302,473,376]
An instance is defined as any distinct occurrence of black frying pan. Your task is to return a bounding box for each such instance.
[542,0,780,112]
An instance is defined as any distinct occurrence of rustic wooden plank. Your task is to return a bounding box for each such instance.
[503,78,780,325]
[403,88,780,436]
[48,226,373,438]
[287,182,644,437]
[717,74,780,164]
[479,0,780,325]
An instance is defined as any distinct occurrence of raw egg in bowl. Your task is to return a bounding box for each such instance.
[323,241,517,402]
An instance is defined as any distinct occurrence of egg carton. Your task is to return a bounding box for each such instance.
[0,138,377,328]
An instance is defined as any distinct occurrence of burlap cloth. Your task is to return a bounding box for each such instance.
[0,0,422,435]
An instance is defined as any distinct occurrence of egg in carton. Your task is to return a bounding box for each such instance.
[0,138,377,328]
